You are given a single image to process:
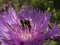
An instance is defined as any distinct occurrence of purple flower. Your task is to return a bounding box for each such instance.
[0,5,60,45]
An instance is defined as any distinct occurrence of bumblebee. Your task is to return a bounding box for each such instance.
[20,18,31,31]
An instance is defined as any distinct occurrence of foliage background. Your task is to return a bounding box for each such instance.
[0,0,60,45]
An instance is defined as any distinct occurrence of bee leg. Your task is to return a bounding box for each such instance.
[28,25,31,32]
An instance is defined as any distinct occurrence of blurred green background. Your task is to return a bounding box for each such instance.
[0,0,60,45]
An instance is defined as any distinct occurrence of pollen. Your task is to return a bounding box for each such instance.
[20,32,32,40]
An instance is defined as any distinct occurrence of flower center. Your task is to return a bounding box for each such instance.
[20,32,32,41]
